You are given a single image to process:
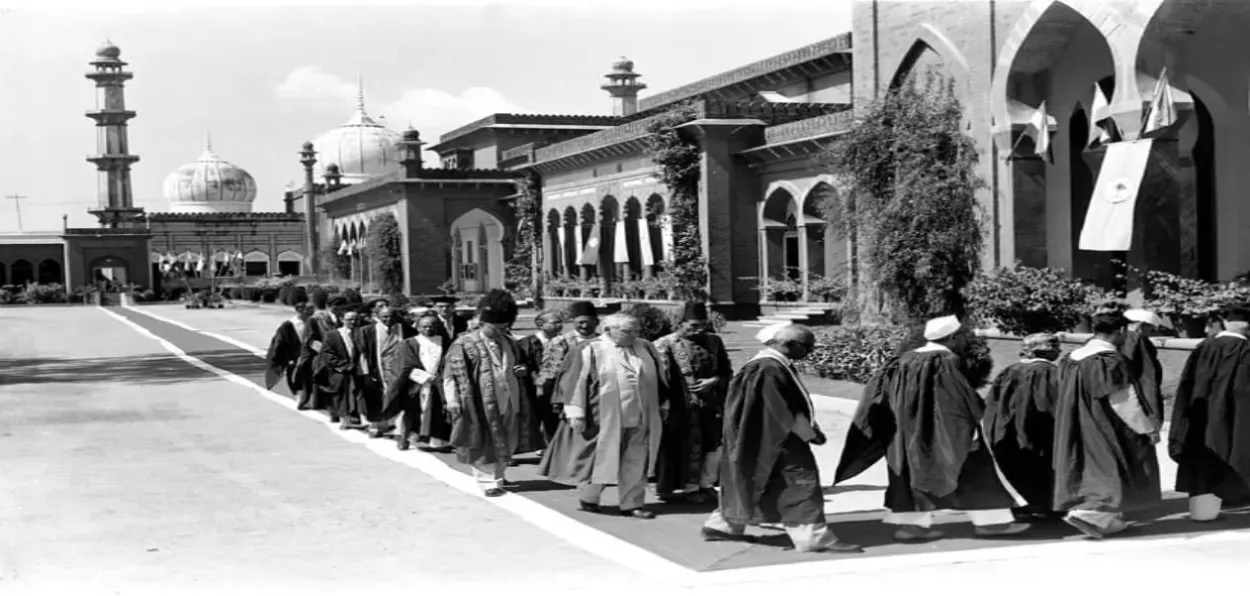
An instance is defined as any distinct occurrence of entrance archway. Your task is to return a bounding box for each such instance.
[90,256,130,288]
[450,208,506,293]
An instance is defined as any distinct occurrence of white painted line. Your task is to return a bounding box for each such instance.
[106,305,1250,585]
[103,306,699,584]
[129,303,200,331]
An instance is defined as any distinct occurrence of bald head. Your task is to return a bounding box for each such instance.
[766,324,817,360]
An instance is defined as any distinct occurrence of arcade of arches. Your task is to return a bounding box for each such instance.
[542,194,674,284]
[0,258,64,286]
[992,0,1250,285]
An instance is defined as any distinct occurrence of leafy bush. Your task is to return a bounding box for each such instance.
[0,288,17,305]
[795,325,910,384]
[261,289,278,303]
[18,283,67,304]
[1141,269,1222,318]
[644,102,707,300]
[963,263,1095,335]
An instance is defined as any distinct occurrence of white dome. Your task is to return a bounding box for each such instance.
[163,140,258,213]
[311,85,403,184]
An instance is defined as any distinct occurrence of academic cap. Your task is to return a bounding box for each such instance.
[923,315,961,341]
[567,301,597,319]
[430,295,458,305]
[1124,308,1160,326]
[682,301,709,321]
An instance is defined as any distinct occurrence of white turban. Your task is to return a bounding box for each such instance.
[755,322,789,344]
[923,315,961,341]
[1124,308,1160,326]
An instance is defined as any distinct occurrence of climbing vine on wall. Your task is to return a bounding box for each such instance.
[365,212,405,295]
[505,169,542,300]
[644,101,707,301]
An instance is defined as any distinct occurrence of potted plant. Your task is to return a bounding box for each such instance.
[806,273,846,303]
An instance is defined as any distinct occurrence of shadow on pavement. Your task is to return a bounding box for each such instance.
[0,354,222,386]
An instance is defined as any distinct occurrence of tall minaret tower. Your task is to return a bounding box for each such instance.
[85,41,143,228]
[602,57,646,117]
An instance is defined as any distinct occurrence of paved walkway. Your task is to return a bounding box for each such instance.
[2,303,1248,594]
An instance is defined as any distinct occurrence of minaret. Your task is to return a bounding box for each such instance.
[300,141,319,276]
[602,57,646,117]
[85,40,143,228]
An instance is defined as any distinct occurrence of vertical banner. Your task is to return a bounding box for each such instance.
[638,219,655,267]
[661,216,675,262]
[579,224,601,267]
[1078,139,1155,252]
[554,227,566,275]
[613,220,629,264]
[573,225,586,266]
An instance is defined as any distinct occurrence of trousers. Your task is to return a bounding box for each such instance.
[579,426,649,511]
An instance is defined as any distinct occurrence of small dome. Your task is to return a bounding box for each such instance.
[612,56,635,73]
[402,127,422,142]
[163,142,258,213]
[96,40,121,60]
[309,81,403,184]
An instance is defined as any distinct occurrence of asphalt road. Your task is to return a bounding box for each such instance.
[4,303,1250,596]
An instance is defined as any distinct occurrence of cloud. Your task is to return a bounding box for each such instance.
[275,67,523,145]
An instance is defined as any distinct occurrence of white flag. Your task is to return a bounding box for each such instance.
[1027,101,1052,162]
[1078,139,1154,251]
[338,240,348,255]
[578,224,601,267]
[1142,68,1177,135]
[638,219,655,267]
[613,220,629,264]
[1088,84,1118,149]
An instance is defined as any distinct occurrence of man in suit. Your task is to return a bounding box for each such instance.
[432,295,468,339]
[355,305,411,438]
[386,312,454,451]
[314,309,366,431]
[518,311,565,445]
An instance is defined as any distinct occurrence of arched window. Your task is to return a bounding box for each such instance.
[11,259,34,285]
[277,251,302,276]
[243,251,270,277]
[37,259,63,284]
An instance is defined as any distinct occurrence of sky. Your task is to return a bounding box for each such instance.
[0,0,853,233]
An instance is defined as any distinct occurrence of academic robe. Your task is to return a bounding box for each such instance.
[654,332,733,492]
[720,354,826,526]
[264,319,311,396]
[1168,332,1250,502]
[305,310,340,411]
[385,334,453,443]
[538,337,682,487]
[1122,329,1164,428]
[517,333,557,440]
[833,347,1017,512]
[1053,345,1162,514]
[535,331,598,404]
[355,322,410,423]
[312,328,361,420]
[983,359,1059,511]
[442,330,544,467]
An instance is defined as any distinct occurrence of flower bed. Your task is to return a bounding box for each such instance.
[794,323,994,388]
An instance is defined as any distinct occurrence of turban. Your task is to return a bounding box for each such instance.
[923,315,961,341]
[476,289,518,325]
[755,322,788,344]
[1123,308,1160,326]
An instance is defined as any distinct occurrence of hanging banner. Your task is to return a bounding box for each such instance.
[639,219,655,267]
[613,220,629,264]
[1078,139,1154,252]
[578,224,601,267]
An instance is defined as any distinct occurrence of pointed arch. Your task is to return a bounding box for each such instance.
[11,259,33,285]
[37,259,63,284]
[449,207,506,293]
[888,24,973,101]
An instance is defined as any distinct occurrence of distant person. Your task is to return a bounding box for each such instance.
[518,311,565,445]
[835,315,1029,542]
[431,295,468,339]
[313,308,366,431]
[355,305,411,438]
[983,333,1061,521]
[1169,304,1250,521]
[386,312,453,452]
[1121,308,1165,429]
[1053,312,1162,539]
[536,301,600,413]
[264,301,316,410]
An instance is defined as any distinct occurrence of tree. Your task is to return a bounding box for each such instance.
[819,72,986,323]
[365,212,405,295]
[319,232,351,280]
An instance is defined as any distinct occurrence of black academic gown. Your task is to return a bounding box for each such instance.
[355,322,410,423]
[719,357,825,526]
[313,329,360,420]
[438,313,469,340]
[1169,333,1250,503]
[517,334,557,440]
[265,320,311,400]
[1053,349,1162,514]
[305,310,340,411]
[1122,329,1164,427]
[385,335,453,443]
[834,349,1016,512]
[983,360,1059,511]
